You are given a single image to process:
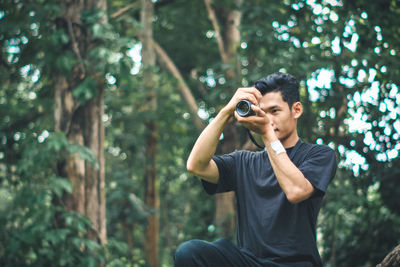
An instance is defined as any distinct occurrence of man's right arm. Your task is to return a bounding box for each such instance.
[186,87,262,184]
[186,108,232,184]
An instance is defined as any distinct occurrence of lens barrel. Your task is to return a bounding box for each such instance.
[236,100,255,117]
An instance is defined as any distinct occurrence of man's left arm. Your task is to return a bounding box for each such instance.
[264,142,315,203]
[235,104,316,203]
[235,102,336,203]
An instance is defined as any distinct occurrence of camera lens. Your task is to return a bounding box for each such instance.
[236,100,255,117]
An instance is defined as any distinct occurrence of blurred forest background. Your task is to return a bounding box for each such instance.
[1,0,400,266]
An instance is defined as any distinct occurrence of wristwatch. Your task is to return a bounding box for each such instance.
[270,140,286,155]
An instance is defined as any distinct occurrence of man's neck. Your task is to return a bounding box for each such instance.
[281,133,299,148]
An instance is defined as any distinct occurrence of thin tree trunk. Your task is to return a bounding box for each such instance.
[55,0,107,245]
[84,86,106,243]
[122,220,134,248]
[140,0,159,266]
[204,0,243,239]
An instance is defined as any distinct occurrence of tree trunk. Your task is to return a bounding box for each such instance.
[204,0,243,239]
[122,220,134,248]
[140,0,159,266]
[55,0,107,245]
[84,87,106,243]
[215,122,238,239]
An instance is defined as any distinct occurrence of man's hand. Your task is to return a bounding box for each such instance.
[222,87,263,116]
[234,104,277,141]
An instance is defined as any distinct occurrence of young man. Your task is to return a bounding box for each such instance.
[175,72,337,266]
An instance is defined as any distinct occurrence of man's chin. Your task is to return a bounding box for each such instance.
[277,132,291,143]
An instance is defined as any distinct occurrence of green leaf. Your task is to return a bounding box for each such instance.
[71,237,83,249]
[92,23,115,40]
[83,239,101,251]
[55,52,77,73]
[44,229,71,244]
[72,77,97,103]
[81,9,106,25]
[47,132,68,152]
[68,143,99,169]
[49,176,73,197]
[50,30,70,46]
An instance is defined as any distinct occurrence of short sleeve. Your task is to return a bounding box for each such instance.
[298,145,337,196]
[201,152,238,195]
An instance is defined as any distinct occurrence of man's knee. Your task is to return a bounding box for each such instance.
[174,240,209,266]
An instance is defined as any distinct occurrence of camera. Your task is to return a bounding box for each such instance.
[236,100,255,117]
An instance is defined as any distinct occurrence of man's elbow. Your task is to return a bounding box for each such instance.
[186,160,196,175]
[186,160,203,176]
[286,193,304,204]
[286,187,314,204]
[186,160,219,184]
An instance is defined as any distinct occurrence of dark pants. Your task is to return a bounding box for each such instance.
[174,238,278,267]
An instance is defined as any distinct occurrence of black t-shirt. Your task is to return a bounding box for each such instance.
[202,140,337,266]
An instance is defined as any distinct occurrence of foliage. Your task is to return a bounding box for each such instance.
[1,0,400,266]
[0,132,104,266]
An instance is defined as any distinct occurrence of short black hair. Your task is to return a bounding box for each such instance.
[254,72,300,108]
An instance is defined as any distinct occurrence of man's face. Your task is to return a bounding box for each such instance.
[259,91,301,142]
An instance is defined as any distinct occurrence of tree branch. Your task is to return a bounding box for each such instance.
[110,0,176,19]
[204,0,228,63]
[110,1,140,19]
[66,20,85,79]
[153,40,205,130]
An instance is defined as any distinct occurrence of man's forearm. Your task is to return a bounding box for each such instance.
[250,114,314,203]
[186,108,232,181]
[264,139,314,203]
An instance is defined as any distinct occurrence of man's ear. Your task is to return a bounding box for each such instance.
[292,102,303,119]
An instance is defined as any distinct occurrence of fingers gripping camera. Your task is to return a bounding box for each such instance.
[236,100,255,117]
